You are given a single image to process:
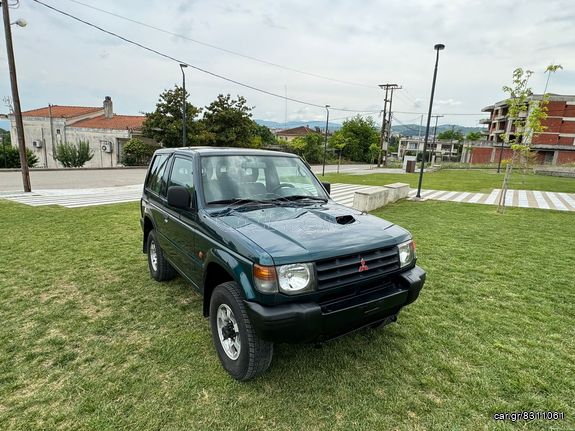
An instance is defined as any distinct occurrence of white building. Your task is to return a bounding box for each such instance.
[9,97,151,168]
[398,137,459,162]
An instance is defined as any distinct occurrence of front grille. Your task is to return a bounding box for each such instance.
[315,246,400,290]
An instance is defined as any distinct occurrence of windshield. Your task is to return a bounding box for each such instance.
[200,154,328,205]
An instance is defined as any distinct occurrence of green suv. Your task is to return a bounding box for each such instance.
[141,148,425,380]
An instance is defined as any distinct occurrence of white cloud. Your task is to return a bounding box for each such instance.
[1,0,574,128]
[436,99,463,107]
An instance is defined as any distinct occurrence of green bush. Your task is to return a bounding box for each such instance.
[121,138,157,166]
[0,143,38,168]
[287,134,324,164]
[53,141,94,168]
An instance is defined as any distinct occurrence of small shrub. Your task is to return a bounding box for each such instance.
[54,141,94,168]
[0,143,38,168]
[121,138,157,166]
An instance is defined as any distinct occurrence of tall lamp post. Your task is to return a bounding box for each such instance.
[2,3,30,192]
[179,63,188,147]
[416,43,445,199]
[321,104,330,176]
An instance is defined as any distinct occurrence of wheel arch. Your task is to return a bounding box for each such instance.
[202,250,255,317]
[142,215,155,253]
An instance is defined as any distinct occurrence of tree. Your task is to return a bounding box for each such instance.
[0,136,38,168]
[253,123,277,147]
[466,131,482,141]
[121,138,158,166]
[334,116,380,162]
[142,86,202,147]
[201,94,256,147]
[437,129,464,142]
[53,141,93,168]
[328,132,349,172]
[497,65,561,213]
[368,143,380,165]
[543,64,563,93]
[287,133,323,164]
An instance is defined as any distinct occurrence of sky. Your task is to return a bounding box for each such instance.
[1,0,574,130]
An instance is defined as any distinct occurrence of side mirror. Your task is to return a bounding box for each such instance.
[167,186,192,210]
[322,182,331,195]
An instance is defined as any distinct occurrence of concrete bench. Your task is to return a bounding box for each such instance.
[353,182,410,212]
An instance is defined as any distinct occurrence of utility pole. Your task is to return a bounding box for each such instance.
[179,64,188,147]
[431,115,443,145]
[321,105,330,176]
[377,84,400,167]
[2,0,31,192]
[385,85,401,166]
[430,114,443,165]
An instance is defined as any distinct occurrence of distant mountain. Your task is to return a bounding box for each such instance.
[391,123,484,137]
[255,119,341,132]
[255,119,484,137]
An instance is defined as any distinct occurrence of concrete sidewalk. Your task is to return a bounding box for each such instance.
[2,183,574,212]
[408,188,575,211]
[0,164,402,192]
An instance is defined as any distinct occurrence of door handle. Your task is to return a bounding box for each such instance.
[163,217,169,224]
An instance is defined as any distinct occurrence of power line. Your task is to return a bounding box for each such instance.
[31,0,379,113]
[391,115,421,134]
[394,110,484,116]
[63,0,377,90]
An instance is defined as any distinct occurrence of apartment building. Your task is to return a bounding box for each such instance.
[474,94,575,165]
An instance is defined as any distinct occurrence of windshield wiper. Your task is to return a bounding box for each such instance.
[274,195,328,203]
[207,198,269,206]
[208,198,276,216]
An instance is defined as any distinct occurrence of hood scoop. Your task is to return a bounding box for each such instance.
[335,215,356,225]
[308,209,356,225]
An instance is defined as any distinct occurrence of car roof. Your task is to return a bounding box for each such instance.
[154,147,299,157]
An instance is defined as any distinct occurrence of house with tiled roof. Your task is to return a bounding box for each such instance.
[9,97,154,168]
[274,125,321,142]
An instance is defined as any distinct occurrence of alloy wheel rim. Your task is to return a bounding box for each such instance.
[150,241,158,272]
[216,304,241,360]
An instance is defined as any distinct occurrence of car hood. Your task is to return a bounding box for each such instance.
[210,202,410,265]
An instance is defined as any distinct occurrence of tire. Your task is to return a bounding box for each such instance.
[210,281,273,381]
[147,229,176,281]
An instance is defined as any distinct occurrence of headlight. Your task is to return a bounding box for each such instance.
[277,263,314,295]
[398,240,416,268]
[253,263,315,295]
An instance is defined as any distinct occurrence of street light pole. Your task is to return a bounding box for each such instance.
[416,43,445,199]
[2,1,31,192]
[179,63,188,147]
[322,105,330,176]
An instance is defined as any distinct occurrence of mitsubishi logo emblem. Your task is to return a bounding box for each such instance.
[359,257,369,272]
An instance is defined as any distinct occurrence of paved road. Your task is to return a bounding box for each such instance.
[2,183,574,212]
[0,164,402,192]
[0,169,149,192]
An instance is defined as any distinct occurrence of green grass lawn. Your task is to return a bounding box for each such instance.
[322,169,575,193]
[1,200,574,430]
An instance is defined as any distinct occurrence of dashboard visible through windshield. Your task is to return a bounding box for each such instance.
[200,155,328,205]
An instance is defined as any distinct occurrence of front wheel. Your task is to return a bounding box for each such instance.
[210,281,273,381]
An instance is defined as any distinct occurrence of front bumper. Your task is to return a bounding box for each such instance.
[244,265,426,343]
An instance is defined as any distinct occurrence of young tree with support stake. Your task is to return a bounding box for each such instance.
[497,65,562,213]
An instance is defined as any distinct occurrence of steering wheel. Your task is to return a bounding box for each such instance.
[271,183,295,194]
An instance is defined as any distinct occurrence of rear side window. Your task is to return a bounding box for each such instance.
[146,154,170,195]
[168,157,194,190]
